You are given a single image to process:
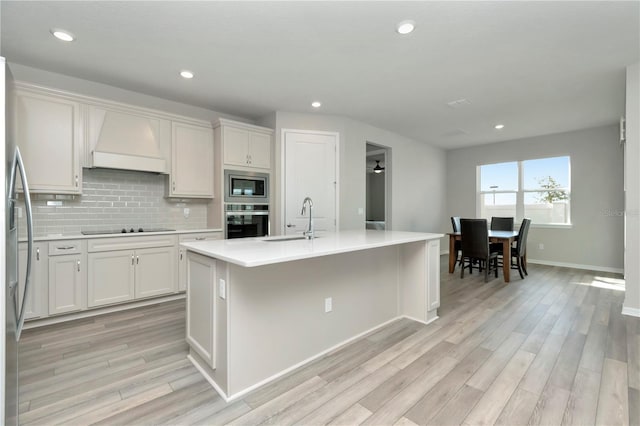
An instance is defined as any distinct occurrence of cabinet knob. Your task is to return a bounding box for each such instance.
[287,223,296,228]
[179,250,183,261]
[77,260,80,272]
[136,256,139,265]
[36,247,40,261]
[75,175,79,187]
[131,255,135,265]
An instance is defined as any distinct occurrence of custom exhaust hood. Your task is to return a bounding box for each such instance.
[89,107,168,174]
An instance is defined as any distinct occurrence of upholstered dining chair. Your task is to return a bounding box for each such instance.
[490,216,514,231]
[460,219,499,282]
[451,216,463,268]
[491,218,531,279]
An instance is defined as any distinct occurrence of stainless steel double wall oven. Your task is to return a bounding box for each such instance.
[224,170,270,239]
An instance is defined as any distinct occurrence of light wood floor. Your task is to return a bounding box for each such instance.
[18,257,639,425]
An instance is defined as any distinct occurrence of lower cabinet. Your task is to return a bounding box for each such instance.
[178,232,222,291]
[48,240,87,315]
[134,246,176,299]
[18,242,49,320]
[87,235,178,308]
[87,250,135,307]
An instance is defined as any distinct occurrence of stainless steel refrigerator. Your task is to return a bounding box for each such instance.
[2,56,35,426]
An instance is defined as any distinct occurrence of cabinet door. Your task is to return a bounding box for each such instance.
[49,254,86,315]
[18,242,49,320]
[15,90,81,194]
[135,246,176,298]
[248,132,271,169]
[186,252,216,368]
[170,122,214,198]
[222,126,250,167]
[178,232,222,291]
[88,251,135,307]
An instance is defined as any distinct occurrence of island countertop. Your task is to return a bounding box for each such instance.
[181,229,444,267]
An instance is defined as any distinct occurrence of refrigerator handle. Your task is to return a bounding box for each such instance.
[9,147,34,341]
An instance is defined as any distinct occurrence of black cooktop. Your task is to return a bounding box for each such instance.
[80,228,176,235]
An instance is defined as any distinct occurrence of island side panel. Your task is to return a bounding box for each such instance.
[399,239,440,324]
[226,245,401,397]
[186,252,229,394]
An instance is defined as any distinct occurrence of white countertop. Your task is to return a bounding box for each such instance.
[181,230,444,267]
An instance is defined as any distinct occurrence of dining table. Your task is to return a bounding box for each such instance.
[448,230,521,282]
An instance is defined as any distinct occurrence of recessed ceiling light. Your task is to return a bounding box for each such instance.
[396,20,415,35]
[51,29,75,42]
[311,101,322,108]
[180,70,194,79]
[495,124,505,130]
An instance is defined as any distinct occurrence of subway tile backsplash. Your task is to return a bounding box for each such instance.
[21,168,209,238]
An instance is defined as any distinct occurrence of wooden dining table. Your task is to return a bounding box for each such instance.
[448,230,520,282]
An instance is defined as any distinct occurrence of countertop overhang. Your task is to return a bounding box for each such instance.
[181,230,444,267]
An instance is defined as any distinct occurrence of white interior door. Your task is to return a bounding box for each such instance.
[284,130,338,235]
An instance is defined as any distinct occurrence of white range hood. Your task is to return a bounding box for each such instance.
[89,106,168,174]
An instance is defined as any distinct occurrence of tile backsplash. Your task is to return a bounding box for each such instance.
[21,168,209,238]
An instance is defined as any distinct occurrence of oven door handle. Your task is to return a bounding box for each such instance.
[226,211,270,216]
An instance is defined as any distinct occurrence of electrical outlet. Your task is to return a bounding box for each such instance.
[218,279,226,300]
[357,207,364,215]
[538,243,544,250]
[324,297,332,313]
[183,208,190,218]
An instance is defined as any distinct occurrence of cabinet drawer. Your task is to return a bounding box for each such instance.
[179,232,223,243]
[49,240,83,256]
[88,235,178,252]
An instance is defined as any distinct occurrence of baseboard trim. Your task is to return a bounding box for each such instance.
[622,306,640,317]
[525,259,623,274]
[23,293,186,329]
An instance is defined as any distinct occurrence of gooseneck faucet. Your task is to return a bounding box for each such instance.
[300,197,314,239]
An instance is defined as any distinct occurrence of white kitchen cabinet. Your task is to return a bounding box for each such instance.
[134,246,176,299]
[87,250,135,307]
[216,119,273,170]
[14,86,82,194]
[18,242,48,320]
[168,121,214,198]
[87,235,178,307]
[48,240,86,315]
[178,232,222,291]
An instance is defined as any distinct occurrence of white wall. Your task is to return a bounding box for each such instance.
[446,125,624,272]
[624,62,640,315]
[264,112,446,235]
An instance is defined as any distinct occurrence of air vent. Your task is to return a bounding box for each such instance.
[441,129,469,138]
[446,98,472,109]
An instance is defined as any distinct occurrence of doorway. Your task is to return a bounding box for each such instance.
[282,129,339,235]
[366,143,391,230]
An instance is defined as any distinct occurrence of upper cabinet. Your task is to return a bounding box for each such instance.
[168,121,214,198]
[216,119,273,170]
[14,85,82,194]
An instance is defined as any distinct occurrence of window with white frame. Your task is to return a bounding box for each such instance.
[478,156,571,226]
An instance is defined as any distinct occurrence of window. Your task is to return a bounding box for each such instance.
[478,156,571,226]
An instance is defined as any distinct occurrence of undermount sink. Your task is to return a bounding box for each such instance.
[261,235,310,242]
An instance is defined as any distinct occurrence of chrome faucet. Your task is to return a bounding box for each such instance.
[300,197,314,239]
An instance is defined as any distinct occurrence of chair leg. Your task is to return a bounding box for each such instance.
[494,258,498,278]
[484,258,489,283]
[521,256,528,275]
[461,258,465,278]
[517,256,524,279]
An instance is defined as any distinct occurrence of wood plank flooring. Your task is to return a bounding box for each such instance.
[18,257,639,425]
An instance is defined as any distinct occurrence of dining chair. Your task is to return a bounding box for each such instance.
[490,216,514,231]
[451,216,463,268]
[460,219,499,282]
[510,218,532,279]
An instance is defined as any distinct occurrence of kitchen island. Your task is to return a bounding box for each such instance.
[181,229,443,401]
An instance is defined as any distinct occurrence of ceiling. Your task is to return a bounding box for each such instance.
[1,1,638,149]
